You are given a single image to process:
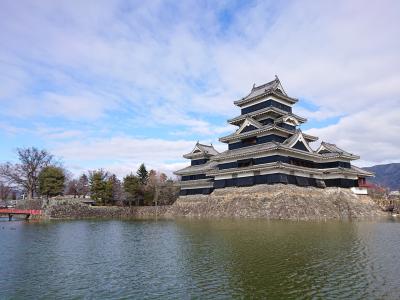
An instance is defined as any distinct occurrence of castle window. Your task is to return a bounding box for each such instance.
[242,137,257,146]
[238,159,254,168]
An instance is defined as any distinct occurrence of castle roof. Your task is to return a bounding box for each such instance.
[274,115,302,126]
[235,117,263,134]
[228,107,306,125]
[316,142,357,158]
[211,142,280,161]
[212,138,358,162]
[207,160,373,177]
[173,160,218,175]
[182,142,219,159]
[196,143,219,155]
[350,165,374,177]
[234,76,298,107]
[282,130,315,152]
[219,123,293,143]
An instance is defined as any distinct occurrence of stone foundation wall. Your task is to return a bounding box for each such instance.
[45,185,385,220]
[371,197,400,214]
[167,185,385,220]
[46,199,168,219]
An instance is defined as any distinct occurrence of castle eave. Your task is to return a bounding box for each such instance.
[211,143,359,162]
[228,108,307,125]
[174,162,217,175]
[350,165,374,177]
[219,125,293,143]
[207,161,369,178]
[302,133,319,142]
[234,91,298,107]
[178,178,214,188]
[183,153,209,159]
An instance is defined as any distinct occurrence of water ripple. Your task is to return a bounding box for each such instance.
[0,218,399,299]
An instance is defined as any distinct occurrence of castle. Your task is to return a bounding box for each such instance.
[174,77,372,195]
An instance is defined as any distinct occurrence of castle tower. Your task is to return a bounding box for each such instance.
[174,77,373,195]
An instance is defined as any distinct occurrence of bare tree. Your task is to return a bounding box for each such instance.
[65,179,79,198]
[0,147,54,200]
[77,174,89,198]
[107,174,123,205]
[144,170,178,206]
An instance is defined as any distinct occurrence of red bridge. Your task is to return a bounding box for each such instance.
[0,209,43,221]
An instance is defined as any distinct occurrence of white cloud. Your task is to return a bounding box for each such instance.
[2,92,117,121]
[40,92,116,120]
[50,135,231,178]
[34,125,84,140]
[0,0,399,169]
[50,136,197,176]
[306,105,400,165]
[52,136,193,160]
[0,122,27,135]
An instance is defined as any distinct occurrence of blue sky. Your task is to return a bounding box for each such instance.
[1,0,400,178]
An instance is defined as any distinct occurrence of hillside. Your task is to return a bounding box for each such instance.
[364,163,400,190]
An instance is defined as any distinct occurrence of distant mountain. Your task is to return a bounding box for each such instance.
[364,163,400,191]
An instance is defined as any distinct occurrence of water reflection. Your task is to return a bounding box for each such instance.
[175,220,369,299]
[0,218,399,299]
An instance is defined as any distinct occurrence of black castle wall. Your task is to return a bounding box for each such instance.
[213,174,357,189]
[228,134,286,150]
[218,155,351,170]
[191,158,209,166]
[241,99,292,115]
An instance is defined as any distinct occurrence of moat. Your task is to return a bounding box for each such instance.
[1,218,399,299]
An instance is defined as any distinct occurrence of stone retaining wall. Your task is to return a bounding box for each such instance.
[166,185,385,220]
[46,199,168,219]
[371,197,400,214]
[45,185,386,220]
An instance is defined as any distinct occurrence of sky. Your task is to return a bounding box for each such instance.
[1,0,399,178]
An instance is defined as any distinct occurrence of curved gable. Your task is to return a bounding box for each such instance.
[236,117,263,134]
[284,131,314,153]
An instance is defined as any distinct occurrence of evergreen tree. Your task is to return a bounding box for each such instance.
[103,174,122,205]
[136,163,149,185]
[38,166,65,198]
[104,178,114,205]
[89,169,109,205]
[144,170,158,205]
[123,174,141,206]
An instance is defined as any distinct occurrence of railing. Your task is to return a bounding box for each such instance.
[0,209,42,215]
